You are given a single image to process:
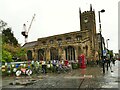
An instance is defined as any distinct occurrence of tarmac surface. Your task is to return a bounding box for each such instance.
[1,60,120,89]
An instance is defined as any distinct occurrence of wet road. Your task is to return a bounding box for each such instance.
[1,60,120,89]
[101,60,120,88]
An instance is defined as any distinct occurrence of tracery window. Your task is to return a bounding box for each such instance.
[65,46,75,60]
[38,49,45,61]
[57,38,62,44]
[50,47,58,60]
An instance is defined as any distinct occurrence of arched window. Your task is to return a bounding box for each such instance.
[27,50,32,60]
[49,40,54,44]
[50,47,58,60]
[42,41,46,45]
[76,35,82,41]
[65,46,75,60]
[57,38,62,46]
[57,38,62,43]
[38,49,45,61]
[85,45,88,57]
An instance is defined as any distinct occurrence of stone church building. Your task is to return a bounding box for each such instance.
[23,5,100,62]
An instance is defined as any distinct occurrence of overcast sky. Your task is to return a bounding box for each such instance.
[0,0,119,53]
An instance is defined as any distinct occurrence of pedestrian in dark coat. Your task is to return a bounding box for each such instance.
[106,58,109,71]
[108,59,111,67]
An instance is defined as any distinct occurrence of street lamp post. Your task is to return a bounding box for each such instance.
[106,39,110,71]
[106,39,110,57]
[106,39,110,50]
[98,9,105,74]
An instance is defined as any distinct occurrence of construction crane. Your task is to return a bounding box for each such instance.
[21,14,36,43]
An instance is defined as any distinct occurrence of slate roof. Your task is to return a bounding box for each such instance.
[22,41,38,48]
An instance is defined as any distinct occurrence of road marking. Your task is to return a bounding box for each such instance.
[64,75,93,79]
[84,75,93,78]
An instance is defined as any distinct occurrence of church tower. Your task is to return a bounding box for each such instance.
[79,4,97,59]
[80,4,96,33]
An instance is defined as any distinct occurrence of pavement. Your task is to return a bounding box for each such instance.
[1,60,120,89]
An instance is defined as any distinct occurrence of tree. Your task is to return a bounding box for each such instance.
[0,19,7,33]
[0,20,7,63]
[2,49,13,63]
[2,28,18,46]
[2,43,26,61]
[16,48,26,61]
[1,20,26,63]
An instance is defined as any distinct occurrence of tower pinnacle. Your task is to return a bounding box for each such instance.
[90,4,92,11]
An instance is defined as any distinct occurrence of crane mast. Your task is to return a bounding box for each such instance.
[28,14,36,33]
[21,14,36,43]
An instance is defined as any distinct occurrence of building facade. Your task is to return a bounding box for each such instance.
[23,5,100,62]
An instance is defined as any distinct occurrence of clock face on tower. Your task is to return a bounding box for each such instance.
[84,18,88,23]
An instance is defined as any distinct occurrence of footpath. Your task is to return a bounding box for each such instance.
[1,60,120,89]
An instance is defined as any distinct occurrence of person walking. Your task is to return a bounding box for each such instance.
[106,58,109,71]
[31,59,34,69]
[52,60,57,72]
[109,58,113,72]
[108,58,111,67]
